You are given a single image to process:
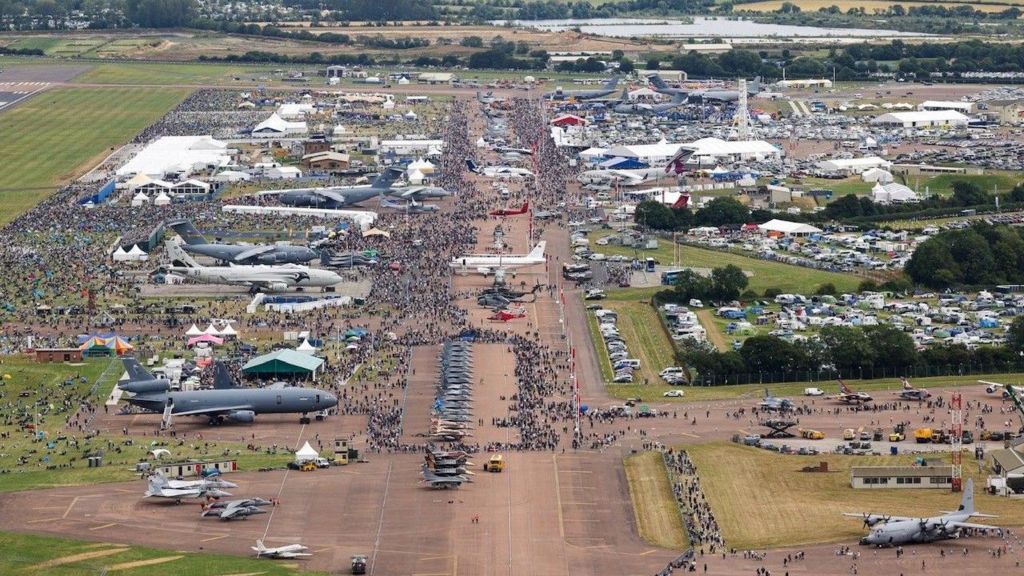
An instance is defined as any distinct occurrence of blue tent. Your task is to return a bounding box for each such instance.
[599,157,649,170]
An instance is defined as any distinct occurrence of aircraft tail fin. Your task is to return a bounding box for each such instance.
[958,478,975,514]
[901,377,913,390]
[838,379,851,394]
[466,159,481,174]
[606,76,619,89]
[370,167,402,188]
[527,240,546,260]
[213,361,236,390]
[122,357,155,382]
[520,201,529,214]
[764,388,774,399]
[255,539,266,553]
[167,219,207,246]
[166,241,200,268]
[749,77,762,94]
[648,74,667,90]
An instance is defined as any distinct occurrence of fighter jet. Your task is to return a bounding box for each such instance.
[143,474,232,503]
[543,76,620,101]
[320,250,378,268]
[421,464,467,488]
[834,380,873,404]
[380,197,438,213]
[167,220,317,265]
[119,358,338,428]
[846,479,998,546]
[613,92,688,115]
[270,168,403,208]
[577,167,665,187]
[980,380,1024,398]
[894,377,930,401]
[758,389,794,411]
[203,498,272,520]
[466,160,533,179]
[163,242,342,292]
[252,540,312,559]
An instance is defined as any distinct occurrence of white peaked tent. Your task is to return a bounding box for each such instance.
[382,99,395,110]
[404,111,417,120]
[185,324,203,336]
[131,192,150,207]
[203,323,222,336]
[219,323,238,338]
[112,246,130,261]
[154,192,171,206]
[295,441,319,463]
[862,167,894,183]
[476,137,487,148]
[296,339,317,355]
[407,168,425,185]
[409,157,435,174]
[397,77,410,85]
[127,245,148,261]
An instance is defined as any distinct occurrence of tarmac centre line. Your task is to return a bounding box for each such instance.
[368,460,394,576]
[200,534,229,543]
[260,422,306,542]
[89,523,117,531]
[553,454,565,539]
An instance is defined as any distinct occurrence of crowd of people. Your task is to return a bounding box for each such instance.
[665,449,725,553]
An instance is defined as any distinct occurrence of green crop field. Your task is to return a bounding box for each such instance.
[606,372,1024,402]
[624,452,688,549]
[0,87,187,226]
[0,531,323,575]
[7,37,60,52]
[687,442,1024,549]
[593,231,862,295]
[73,61,276,85]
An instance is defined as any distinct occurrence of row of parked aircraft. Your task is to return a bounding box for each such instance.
[759,378,932,411]
[541,74,762,106]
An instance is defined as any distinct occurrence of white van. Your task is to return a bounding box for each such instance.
[614,359,641,369]
[660,367,684,378]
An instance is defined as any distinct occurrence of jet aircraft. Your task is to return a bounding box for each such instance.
[167,220,317,265]
[252,540,312,559]
[835,380,873,404]
[894,377,931,401]
[163,242,342,292]
[758,389,794,411]
[466,160,533,179]
[489,202,529,217]
[846,479,997,546]
[543,76,620,101]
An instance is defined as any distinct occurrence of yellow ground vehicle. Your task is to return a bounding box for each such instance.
[300,461,317,471]
[914,427,933,443]
[889,424,906,442]
[799,428,825,440]
[842,429,856,441]
[483,454,504,472]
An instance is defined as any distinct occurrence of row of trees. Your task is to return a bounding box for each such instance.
[905,224,1024,289]
[658,265,750,304]
[635,198,767,231]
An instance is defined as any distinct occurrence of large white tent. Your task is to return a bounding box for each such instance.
[758,219,822,237]
[117,136,232,179]
[295,441,319,463]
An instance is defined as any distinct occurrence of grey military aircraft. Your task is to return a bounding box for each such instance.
[758,389,795,411]
[120,358,338,428]
[647,74,689,98]
[143,474,232,502]
[543,76,620,101]
[846,479,998,546]
[168,220,317,265]
[163,242,342,292]
[203,498,272,520]
[272,167,403,208]
[688,77,762,103]
[613,91,688,115]
[420,464,467,488]
[894,377,931,401]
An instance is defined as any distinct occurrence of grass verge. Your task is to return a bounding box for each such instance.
[586,306,615,382]
[624,452,688,550]
[686,442,1022,550]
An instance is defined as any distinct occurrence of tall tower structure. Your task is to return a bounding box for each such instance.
[950,390,963,492]
[736,78,751,141]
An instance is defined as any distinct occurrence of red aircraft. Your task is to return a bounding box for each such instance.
[489,202,529,217]
[488,309,526,322]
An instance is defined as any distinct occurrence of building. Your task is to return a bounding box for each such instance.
[126,174,213,201]
[984,99,1024,125]
[324,65,346,78]
[241,349,325,381]
[816,156,891,176]
[277,102,316,119]
[35,348,84,363]
[303,151,351,172]
[851,465,953,489]
[266,166,302,180]
[303,137,332,156]
[687,137,781,164]
[147,459,238,479]
[379,139,444,156]
[775,79,833,90]
[872,182,919,204]
[987,447,1024,496]
[116,136,232,179]
[638,69,687,82]
[871,110,969,129]
[417,72,456,85]
[758,219,822,237]
[918,100,974,114]
[680,43,733,54]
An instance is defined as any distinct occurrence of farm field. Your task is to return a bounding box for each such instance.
[624,452,688,549]
[0,87,188,226]
[607,371,1024,402]
[72,62,273,86]
[592,230,863,295]
[0,532,322,576]
[736,0,1015,12]
[687,442,1024,549]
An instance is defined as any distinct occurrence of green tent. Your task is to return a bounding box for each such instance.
[242,349,324,381]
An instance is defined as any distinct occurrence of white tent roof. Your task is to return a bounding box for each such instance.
[117,136,231,178]
[132,192,149,201]
[127,244,146,255]
[758,219,822,235]
[295,441,319,462]
[296,339,318,353]
[203,323,222,336]
[253,113,307,134]
[185,324,203,336]
[112,246,128,256]
[219,323,237,336]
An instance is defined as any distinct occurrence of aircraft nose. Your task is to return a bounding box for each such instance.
[326,393,339,408]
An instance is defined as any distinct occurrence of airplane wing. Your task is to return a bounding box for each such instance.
[233,245,276,262]
[948,521,1000,530]
[393,186,426,198]
[311,189,350,204]
[172,404,254,417]
[842,513,915,523]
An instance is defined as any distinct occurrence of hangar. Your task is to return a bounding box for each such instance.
[871,110,969,128]
[242,349,325,381]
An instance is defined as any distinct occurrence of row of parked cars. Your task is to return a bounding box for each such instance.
[593,308,641,383]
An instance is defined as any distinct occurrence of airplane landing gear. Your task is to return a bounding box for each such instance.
[299,415,311,425]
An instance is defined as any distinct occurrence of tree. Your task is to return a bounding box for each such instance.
[1006,317,1024,354]
[905,236,960,288]
[740,336,810,376]
[694,197,749,227]
[815,283,836,295]
[646,58,660,70]
[635,200,677,231]
[952,180,988,207]
[824,194,863,219]
[670,270,715,304]
[863,325,917,373]
[618,58,635,74]
[710,265,748,301]
[460,36,483,48]
[819,326,875,374]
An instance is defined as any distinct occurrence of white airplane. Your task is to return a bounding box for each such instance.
[164,242,342,292]
[980,380,1024,396]
[143,474,231,502]
[450,241,546,280]
[252,540,312,559]
[161,473,237,490]
[576,167,666,187]
[466,159,533,179]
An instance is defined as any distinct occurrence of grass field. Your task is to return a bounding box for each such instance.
[0,87,187,226]
[687,442,1024,549]
[601,300,677,384]
[606,372,1024,402]
[624,452,688,550]
[73,62,272,85]
[0,356,292,493]
[0,531,323,575]
[905,172,1024,197]
[593,231,862,295]
[736,0,1014,13]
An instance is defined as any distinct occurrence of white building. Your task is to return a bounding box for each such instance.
[277,102,316,119]
[379,139,444,155]
[817,156,891,176]
[774,79,833,90]
[687,138,781,164]
[117,136,232,179]
[871,110,969,128]
[266,166,302,179]
[918,100,974,114]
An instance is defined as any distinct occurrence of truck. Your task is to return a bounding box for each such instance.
[889,424,906,442]
[351,554,367,575]
[914,427,933,443]
[799,428,825,440]
[483,454,504,473]
[843,429,856,441]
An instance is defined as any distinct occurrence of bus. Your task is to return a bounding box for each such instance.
[661,269,686,286]
[645,257,656,273]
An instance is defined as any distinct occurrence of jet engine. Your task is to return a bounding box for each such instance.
[118,379,171,394]
[227,410,256,423]
[267,282,289,292]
